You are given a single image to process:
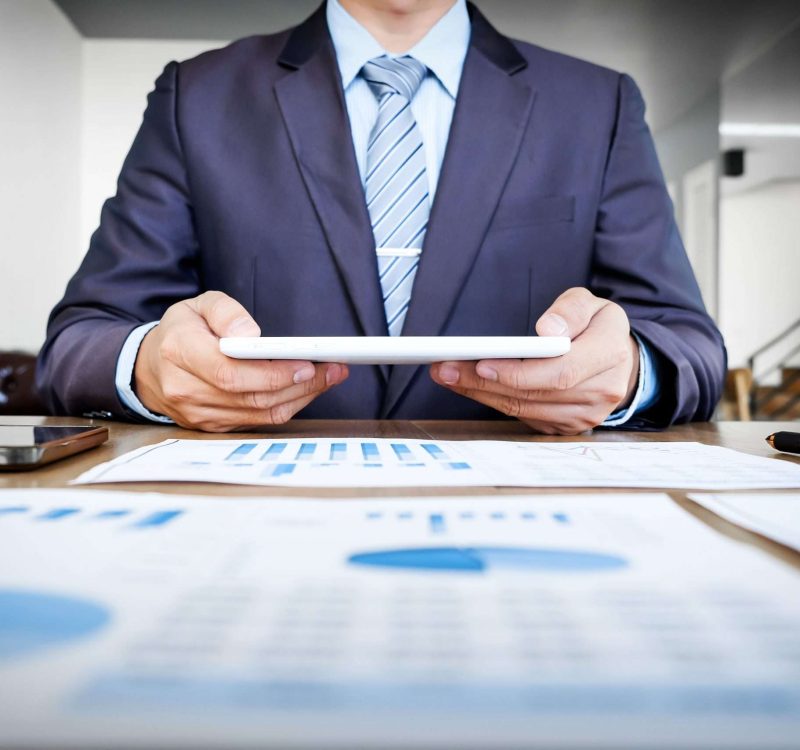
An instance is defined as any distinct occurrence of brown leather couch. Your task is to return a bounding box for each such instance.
[0,352,47,415]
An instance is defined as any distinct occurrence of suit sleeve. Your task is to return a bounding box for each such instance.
[590,73,727,428]
[36,62,201,417]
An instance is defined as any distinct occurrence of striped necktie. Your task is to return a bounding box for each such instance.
[361,55,429,336]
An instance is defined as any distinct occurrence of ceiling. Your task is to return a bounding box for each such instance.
[53,0,800,132]
[720,24,800,195]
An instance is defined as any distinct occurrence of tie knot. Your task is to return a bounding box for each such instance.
[362,55,427,102]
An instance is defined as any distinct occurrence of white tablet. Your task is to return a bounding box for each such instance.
[220,336,570,365]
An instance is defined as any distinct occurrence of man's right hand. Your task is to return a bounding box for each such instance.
[133,291,348,432]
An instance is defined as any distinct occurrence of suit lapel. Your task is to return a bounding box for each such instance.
[274,7,388,345]
[382,6,535,416]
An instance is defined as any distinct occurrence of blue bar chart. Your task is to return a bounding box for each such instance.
[160,437,484,488]
[0,504,183,530]
[363,509,571,527]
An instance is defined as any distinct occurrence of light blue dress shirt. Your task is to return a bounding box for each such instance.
[116,0,658,424]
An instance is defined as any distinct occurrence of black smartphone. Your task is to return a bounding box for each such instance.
[0,424,109,471]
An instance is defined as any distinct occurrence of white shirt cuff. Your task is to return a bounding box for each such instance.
[601,332,659,427]
[115,321,174,424]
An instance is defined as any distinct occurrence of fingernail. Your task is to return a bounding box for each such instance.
[438,364,459,385]
[476,363,498,381]
[227,316,260,337]
[539,313,569,336]
[293,365,315,384]
[325,364,341,387]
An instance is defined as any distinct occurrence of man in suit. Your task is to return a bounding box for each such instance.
[37,0,726,433]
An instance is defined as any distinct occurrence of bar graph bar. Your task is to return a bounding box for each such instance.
[38,508,80,521]
[391,443,414,462]
[361,442,380,461]
[330,443,347,461]
[446,462,471,470]
[295,443,316,461]
[132,510,183,529]
[553,513,570,524]
[0,506,28,516]
[94,510,130,520]
[262,463,296,478]
[260,443,287,461]
[422,443,446,460]
[225,443,256,461]
[429,513,446,534]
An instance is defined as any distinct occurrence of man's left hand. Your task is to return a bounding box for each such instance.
[430,287,640,435]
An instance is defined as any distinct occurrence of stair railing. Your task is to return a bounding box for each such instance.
[747,316,800,419]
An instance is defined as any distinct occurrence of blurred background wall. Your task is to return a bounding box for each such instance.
[1,0,799,404]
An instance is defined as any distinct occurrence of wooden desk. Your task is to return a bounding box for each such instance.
[2,416,799,570]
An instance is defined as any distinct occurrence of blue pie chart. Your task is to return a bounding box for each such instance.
[348,547,627,573]
[0,589,110,662]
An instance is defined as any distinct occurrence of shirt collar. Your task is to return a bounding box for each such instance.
[326,0,471,99]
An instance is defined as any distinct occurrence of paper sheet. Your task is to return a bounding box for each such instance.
[74,437,800,489]
[1,489,799,748]
[689,492,800,551]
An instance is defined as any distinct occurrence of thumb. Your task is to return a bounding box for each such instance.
[189,291,261,338]
[535,287,607,339]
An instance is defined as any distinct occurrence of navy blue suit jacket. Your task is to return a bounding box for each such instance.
[38,3,726,425]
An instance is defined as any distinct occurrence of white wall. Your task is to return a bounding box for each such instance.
[0,0,81,352]
[81,39,223,251]
[719,180,800,368]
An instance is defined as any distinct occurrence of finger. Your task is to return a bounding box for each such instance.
[167,339,348,396]
[433,362,627,406]
[162,320,323,392]
[433,338,621,397]
[157,297,291,390]
[231,363,348,410]
[535,287,610,339]
[188,290,261,338]
[168,390,328,433]
[162,362,347,411]
[451,305,629,392]
[442,385,608,433]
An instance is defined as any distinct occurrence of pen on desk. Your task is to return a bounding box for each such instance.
[765,431,800,455]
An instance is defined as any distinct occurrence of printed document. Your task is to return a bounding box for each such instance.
[74,438,800,489]
[689,492,800,551]
[1,489,799,748]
